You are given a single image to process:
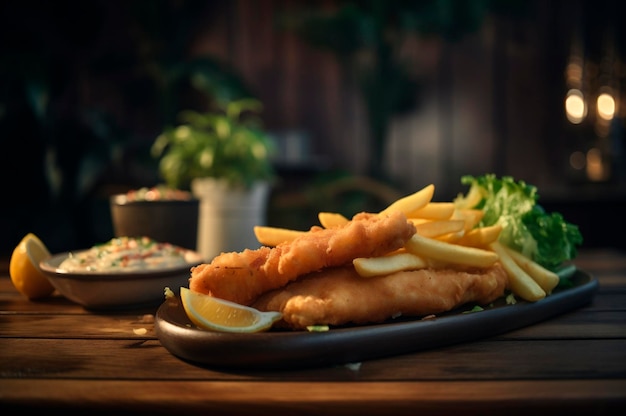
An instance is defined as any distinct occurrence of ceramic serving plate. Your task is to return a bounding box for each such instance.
[155,269,598,370]
[40,250,203,310]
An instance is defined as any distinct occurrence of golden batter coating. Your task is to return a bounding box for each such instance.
[189,211,416,306]
[252,263,509,330]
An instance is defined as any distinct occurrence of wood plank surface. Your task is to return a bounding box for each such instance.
[1,306,624,340]
[2,379,625,416]
[1,337,625,381]
[1,249,625,415]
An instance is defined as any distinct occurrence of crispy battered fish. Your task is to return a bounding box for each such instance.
[252,263,509,330]
[189,211,416,306]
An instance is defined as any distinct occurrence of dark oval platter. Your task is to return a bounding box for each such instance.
[155,269,598,370]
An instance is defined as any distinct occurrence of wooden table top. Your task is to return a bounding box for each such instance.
[1,248,625,415]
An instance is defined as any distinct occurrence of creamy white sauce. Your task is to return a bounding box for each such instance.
[59,237,196,273]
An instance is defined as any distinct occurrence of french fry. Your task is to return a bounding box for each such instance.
[405,232,499,269]
[353,252,428,278]
[413,219,465,238]
[454,224,502,248]
[454,185,483,209]
[253,226,306,247]
[379,184,434,217]
[454,208,485,231]
[408,218,430,226]
[318,212,349,229]
[502,245,559,294]
[489,242,546,301]
[434,208,484,243]
[408,202,455,220]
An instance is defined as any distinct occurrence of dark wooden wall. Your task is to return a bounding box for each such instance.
[183,0,626,248]
[1,0,624,253]
[186,0,625,199]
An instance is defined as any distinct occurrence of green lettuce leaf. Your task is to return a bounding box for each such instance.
[454,174,583,272]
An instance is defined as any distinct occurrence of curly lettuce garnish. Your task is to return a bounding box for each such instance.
[454,174,583,274]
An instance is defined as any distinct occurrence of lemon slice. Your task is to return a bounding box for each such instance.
[180,287,282,333]
[9,233,55,300]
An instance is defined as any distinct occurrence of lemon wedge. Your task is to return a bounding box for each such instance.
[9,233,55,300]
[180,287,282,333]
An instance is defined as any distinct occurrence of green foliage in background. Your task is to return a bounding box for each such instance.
[151,99,276,190]
[280,0,530,180]
[0,0,255,250]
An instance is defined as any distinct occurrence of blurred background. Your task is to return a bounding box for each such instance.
[1,0,625,255]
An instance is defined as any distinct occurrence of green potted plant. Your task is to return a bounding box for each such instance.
[150,98,276,260]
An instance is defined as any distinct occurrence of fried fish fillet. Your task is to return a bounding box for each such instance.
[189,211,416,306]
[251,263,509,330]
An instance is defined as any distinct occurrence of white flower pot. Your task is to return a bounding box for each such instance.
[191,178,270,261]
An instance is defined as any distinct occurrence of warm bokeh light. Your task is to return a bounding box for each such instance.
[596,92,616,121]
[586,147,608,181]
[565,89,586,123]
[569,151,586,170]
[565,59,583,88]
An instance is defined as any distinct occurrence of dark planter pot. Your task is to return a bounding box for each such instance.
[109,195,199,250]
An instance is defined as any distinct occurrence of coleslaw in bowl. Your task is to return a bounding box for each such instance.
[40,237,203,309]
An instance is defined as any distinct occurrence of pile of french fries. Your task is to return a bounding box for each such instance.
[254,184,560,302]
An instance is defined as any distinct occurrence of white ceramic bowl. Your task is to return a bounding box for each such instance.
[40,250,203,309]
